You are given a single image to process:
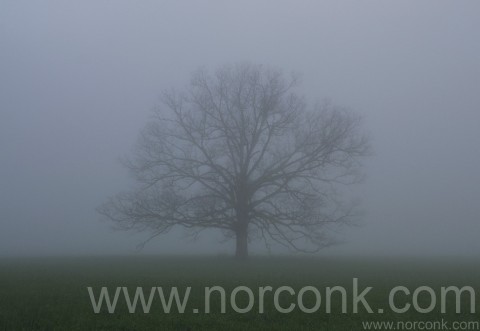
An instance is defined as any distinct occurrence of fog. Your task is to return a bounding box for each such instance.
[1,1,479,257]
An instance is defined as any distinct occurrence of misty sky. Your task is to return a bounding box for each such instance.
[1,1,479,257]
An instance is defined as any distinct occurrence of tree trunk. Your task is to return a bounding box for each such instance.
[235,225,248,259]
[235,178,249,259]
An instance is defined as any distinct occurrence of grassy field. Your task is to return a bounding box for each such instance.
[0,256,479,330]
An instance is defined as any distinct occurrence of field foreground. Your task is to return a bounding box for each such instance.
[0,256,479,330]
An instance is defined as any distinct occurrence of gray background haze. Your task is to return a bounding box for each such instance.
[1,1,479,257]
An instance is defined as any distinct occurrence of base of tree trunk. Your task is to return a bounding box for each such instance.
[235,231,248,259]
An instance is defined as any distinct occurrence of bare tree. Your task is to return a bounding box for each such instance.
[98,63,370,259]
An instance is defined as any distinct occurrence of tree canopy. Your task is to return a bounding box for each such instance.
[98,63,370,258]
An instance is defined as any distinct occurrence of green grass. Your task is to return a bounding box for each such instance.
[0,256,479,330]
